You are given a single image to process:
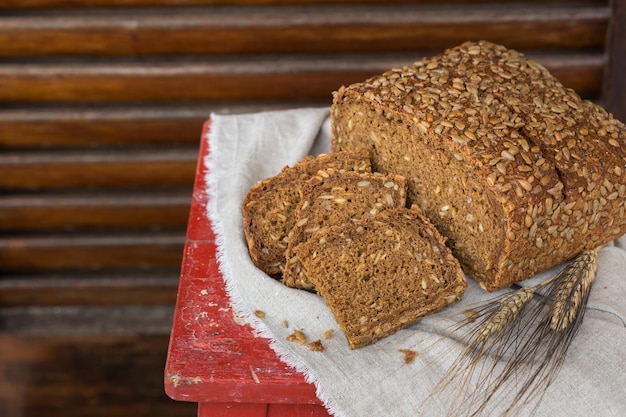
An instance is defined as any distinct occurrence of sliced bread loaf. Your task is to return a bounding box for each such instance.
[282,169,407,290]
[242,150,371,277]
[294,206,467,349]
[331,40,626,291]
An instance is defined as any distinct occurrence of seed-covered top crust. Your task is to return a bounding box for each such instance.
[242,150,371,276]
[282,168,407,290]
[331,40,626,290]
[294,207,466,349]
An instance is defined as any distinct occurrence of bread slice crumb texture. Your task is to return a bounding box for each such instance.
[294,207,466,349]
[282,169,407,291]
[242,150,371,277]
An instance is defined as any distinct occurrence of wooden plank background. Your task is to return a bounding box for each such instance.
[0,0,624,416]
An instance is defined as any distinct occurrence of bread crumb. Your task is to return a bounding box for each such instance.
[254,310,266,318]
[324,329,334,340]
[282,320,289,328]
[293,330,307,345]
[399,349,418,364]
[286,329,307,345]
[307,340,325,352]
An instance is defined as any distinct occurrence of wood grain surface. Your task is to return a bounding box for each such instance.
[0,332,198,417]
[0,0,606,9]
[0,53,605,103]
[0,5,608,57]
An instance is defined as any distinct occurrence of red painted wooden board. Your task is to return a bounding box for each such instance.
[165,121,331,416]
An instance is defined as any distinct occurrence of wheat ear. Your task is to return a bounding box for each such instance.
[549,247,599,332]
[473,286,535,345]
[420,246,602,417]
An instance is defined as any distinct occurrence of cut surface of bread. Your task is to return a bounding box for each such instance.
[242,150,371,276]
[331,40,626,291]
[294,207,466,349]
[282,169,407,290]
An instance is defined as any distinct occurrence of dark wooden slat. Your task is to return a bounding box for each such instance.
[0,148,197,189]
[0,55,415,103]
[0,232,185,271]
[0,53,605,103]
[0,106,209,149]
[602,0,626,122]
[0,0,605,10]
[0,333,197,417]
[532,53,606,99]
[0,272,180,306]
[0,102,319,148]
[0,5,609,57]
[0,190,191,231]
[0,305,176,334]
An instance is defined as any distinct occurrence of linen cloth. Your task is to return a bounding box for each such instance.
[205,107,626,417]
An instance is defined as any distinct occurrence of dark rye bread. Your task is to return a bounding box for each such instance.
[282,169,407,290]
[294,207,467,349]
[331,40,626,291]
[242,150,371,277]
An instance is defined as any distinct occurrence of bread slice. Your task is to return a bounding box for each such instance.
[330,40,626,290]
[294,207,467,349]
[282,169,407,290]
[242,150,371,277]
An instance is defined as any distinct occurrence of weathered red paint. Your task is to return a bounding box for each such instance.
[165,121,331,416]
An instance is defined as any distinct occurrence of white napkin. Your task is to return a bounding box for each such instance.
[206,107,626,417]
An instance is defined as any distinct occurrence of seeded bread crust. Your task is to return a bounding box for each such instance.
[294,207,466,349]
[331,40,626,291]
[242,150,371,277]
[282,168,407,290]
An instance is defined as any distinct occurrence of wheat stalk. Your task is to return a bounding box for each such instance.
[420,246,602,417]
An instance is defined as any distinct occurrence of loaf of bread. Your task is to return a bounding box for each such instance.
[282,168,407,290]
[330,41,626,291]
[242,150,371,277]
[294,206,466,349]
